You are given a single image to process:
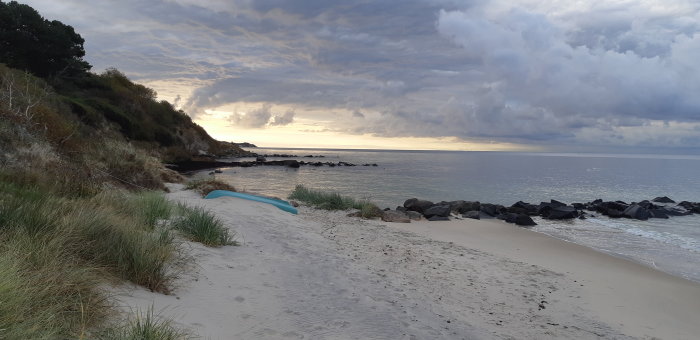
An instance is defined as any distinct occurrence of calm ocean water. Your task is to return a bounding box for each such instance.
[207,148,700,282]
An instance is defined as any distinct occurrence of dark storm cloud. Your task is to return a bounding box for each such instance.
[22,0,700,150]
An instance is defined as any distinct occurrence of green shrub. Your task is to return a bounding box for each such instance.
[172,204,235,247]
[185,178,236,197]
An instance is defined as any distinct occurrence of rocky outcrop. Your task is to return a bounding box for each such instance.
[403,198,435,214]
[423,204,451,218]
[652,196,675,203]
[381,210,411,223]
[462,211,480,220]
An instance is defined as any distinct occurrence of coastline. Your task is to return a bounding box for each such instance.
[114,185,700,339]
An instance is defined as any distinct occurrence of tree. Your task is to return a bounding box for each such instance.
[0,1,91,78]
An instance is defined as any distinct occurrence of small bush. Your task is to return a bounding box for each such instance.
[98,308,191,340]
[172,204,235,247]
[288,185,382,218]
[185,178,236,197]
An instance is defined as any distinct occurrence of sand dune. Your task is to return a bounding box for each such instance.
[114,185,700,339]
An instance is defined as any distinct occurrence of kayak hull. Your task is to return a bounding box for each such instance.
[204,190,298,215]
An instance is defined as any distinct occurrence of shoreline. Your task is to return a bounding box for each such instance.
[392,218,700,339]
[114,186,700,339]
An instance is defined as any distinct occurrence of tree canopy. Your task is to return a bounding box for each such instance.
[0,0,91,78]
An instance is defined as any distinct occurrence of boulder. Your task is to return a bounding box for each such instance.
[457,201,481,213]
[652,196,675,203]
[406,211,423,220]
[649,209,669,219]
[511,201,539,215]
[462,211,480,220]
[255,156,266,162]
[606,209,625,218]
[289,201,300,207]
[542,206,578,220]
[622,204,651,220]
[423,204,451,218]
[515,214,537,226]
[594,201,629,217]
[403,198,434,214]
[480,203,505,217]
[427,216,450,221]
[503,213,518,223]
[381,210,411,223]
[445,200,466,214]
[396,206,407,212]
[284,160,300,168]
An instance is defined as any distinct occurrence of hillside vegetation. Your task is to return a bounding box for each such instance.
[1,1,241,338]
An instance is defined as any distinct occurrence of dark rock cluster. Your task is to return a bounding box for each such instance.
[168,159,378,173]
[379,195,699,227]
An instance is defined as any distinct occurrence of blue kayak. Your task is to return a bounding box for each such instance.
[204,190,298,215]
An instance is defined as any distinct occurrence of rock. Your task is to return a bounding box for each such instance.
[423,204,451,218]
[480,203,505,217]
[403,198,435,214]
[462,211,480,220]
[406,211,423,220]
[649,209,669,219]
[214,169,223,173]
[652,196,675,203]
[606,209,625,218]
[593,201,629,217]
[503,213,518,223]
[396,206,407,212]
[446,200,466,214]
[461,201,481,213]
[515,214,537,226]
[284,160,300,168]
[256,156,266,162]
[346,211,361,217]
[289,201,299,207]
[511,201,539,215]
[445,200,481,214]
[541,206,578,220]
[550,199,567,208]
[507,206,527,215]
[572,203,585,210]
[427,216,450,221]
[381,210,411,223]
[623,204,651,220]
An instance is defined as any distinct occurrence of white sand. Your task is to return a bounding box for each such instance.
[113,185,700,339]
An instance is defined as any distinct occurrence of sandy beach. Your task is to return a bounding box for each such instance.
[114,185,700,339]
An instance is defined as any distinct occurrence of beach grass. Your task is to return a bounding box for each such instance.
[173,203,236,247]
[97,308,192,340]
[185,178,236,197]
[288,185,382,218]
[0,181,185,338]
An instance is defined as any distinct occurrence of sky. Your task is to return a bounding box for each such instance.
[21,0,700,152]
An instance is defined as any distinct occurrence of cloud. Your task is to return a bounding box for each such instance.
[22,0,700,151]
[227,103,295,128]
[228,103,272,128]
[270,109,295,126]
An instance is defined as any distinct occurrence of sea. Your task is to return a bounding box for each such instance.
[204,148,700,283]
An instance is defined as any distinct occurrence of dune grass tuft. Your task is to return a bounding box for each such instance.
[97,308,191,340]
[172,204,236,247]
[288,185,382,218]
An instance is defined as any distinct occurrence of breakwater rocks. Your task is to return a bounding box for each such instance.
[380,196,700,227]
[168,159,378,173]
